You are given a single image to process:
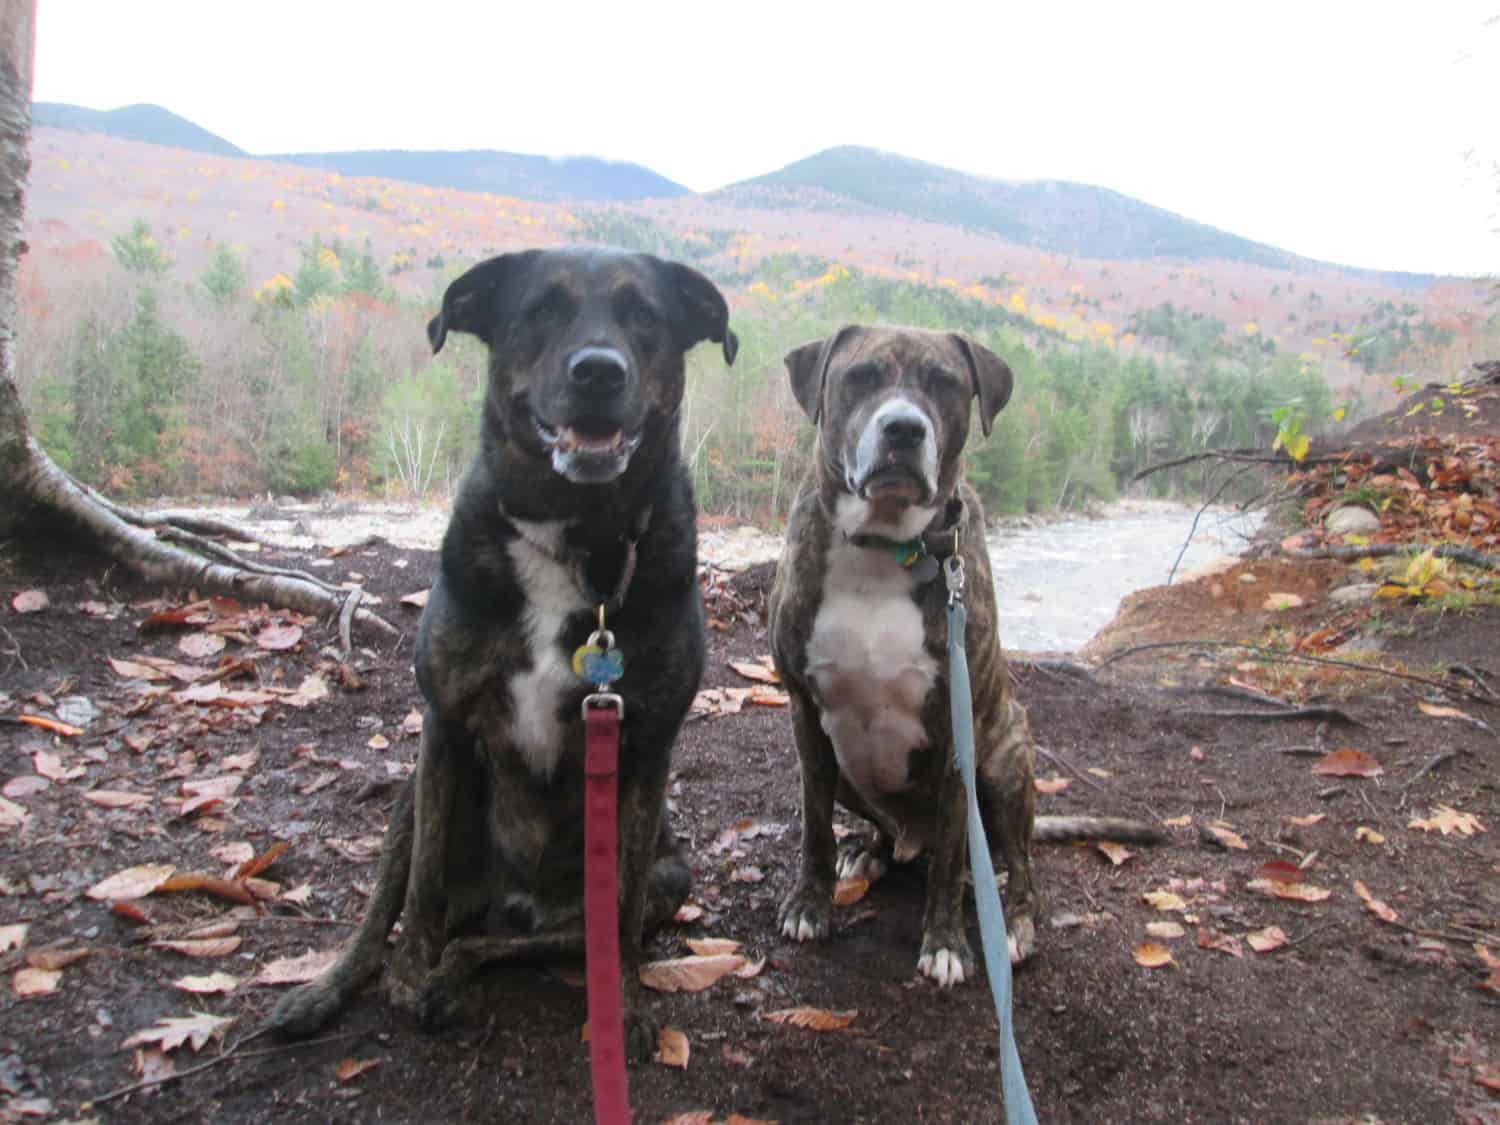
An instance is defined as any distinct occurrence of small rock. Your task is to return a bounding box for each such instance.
[1237,572,1258,584]
[1324,505,1381,535]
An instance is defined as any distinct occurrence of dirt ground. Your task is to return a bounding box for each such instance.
[2,427,1498,1122]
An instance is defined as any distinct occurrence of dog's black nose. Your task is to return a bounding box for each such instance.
[568,347,628,395]
[882,414,927,450]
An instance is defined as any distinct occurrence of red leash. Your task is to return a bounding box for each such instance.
[584,693,630,1125]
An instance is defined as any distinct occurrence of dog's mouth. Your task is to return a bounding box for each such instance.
[533,415,642,484]
[853,463,931,507]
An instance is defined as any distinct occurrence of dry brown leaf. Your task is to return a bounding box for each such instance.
[234,840,290,880]
[1034,775,1070,795]
[1476,944,1500,972]
[1196,927,1244,958]
[25,946,91,971]
[763,1007,857,1030]
[674,903,704,924]
[111,902,152,925]
[638,954,746,993]
[1417,701,1474,722]
[172,972,241,994]
[181,775,243,800]
[1132,942,1175,969]
[121,1011,233,1053]
[251,948,338,986]
[132,1047,175,1087]
[212,842,256,868]
[1162,814,1193,828]
[733,957,767,980]
[81,789,151,809]
[255,623,303,651]
[1141,890,1187,912]
[151,936,242,958]
[222,749,260,772]
[400,589,430,609]
[11,589,49,613]
[1284,813,1326,827]
[1311,747,1383,778]
[335,1057,383,1083]
[108,656,169,681]
[1204,821,1249,851]
[177,632,226,660]
[1353,880,1399,923]
[3,775,47,799]
[833,876,871,905]
[1246,926,1289,954]
[1255,859,1305,884]
[0,795,31,832]
[12,967,61,996]
[654,1026,690,1069]
[1096,841,1134,866]
[728,660,780,685]
[34,750,84,782]
[1408,804,1485,836]
[1246,878,1332,902]
[1145,921,1185,940]
[685,937,741,957]
[87,863,176,901]
[1354,826,1386,844]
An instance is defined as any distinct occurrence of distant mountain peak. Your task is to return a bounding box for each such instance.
[32,102,244,157]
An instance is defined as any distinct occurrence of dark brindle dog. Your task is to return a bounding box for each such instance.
[771,324,1158,985]
[270,247,736,1058]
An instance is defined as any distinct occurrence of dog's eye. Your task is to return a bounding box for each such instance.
[525,287,574,328]
[617,292,659,335]
[845,364,880,388]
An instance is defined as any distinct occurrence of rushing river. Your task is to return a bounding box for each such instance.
[987,502,1261,653]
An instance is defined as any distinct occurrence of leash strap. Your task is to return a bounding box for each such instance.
[944,559,1039,1125]
[584,697,631,1125]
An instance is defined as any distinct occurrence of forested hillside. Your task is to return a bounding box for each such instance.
[17,127,1494,521]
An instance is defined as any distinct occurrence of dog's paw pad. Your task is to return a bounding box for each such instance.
[917,948,967,988]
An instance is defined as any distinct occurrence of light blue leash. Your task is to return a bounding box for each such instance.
[944,553,1040,1125]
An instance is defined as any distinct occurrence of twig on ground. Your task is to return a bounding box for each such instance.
[0,623,24,673]
[1402,750,1458,789]
[338,587,363,659]
[84,1027,369,1108]
[1197,705,1361,725]
[1167,465,1255,585]
[1015,658,1098,684]
[1287,921,1342,948]
[1033,745,1161,821]
[1132,448,1350,482]
[1095,639,1498,707]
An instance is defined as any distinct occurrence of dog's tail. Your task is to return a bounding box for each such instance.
[1034,814,1166,845]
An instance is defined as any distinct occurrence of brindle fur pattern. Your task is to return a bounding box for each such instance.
[269,247,735,1060]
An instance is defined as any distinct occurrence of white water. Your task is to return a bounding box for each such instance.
[987,503,1260,653]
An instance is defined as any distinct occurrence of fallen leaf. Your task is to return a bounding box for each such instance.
[255,623,303,651]
[639,954,746,993]
[177,632,227,659]
[121,1011,233,1053]
[222,749,260,772]
[33,750,79,782]
[12,967,61,996]
[111,902,152,925]
[335,1057,383,1083]
[1246,926,1290,953]
[251,948,338,986]
[1255,859,1305,884]
[1353,880,1399,923]
[400,589,429,609]
[151,937,242,958]
[234,841,290,880]
[0,795,31,832]
[1196,927,1245,958]
[1312,747,1383,778]
[1162,815,1193,828]
[1246,878,1332,902]
[173,972,241,994]
[401,708,424,737]
[1354,826,1386,844]
[87,863,176,901]
[367,733,390,751]
[763,1007,856,1030]
[181,775,242,800]
[833,876,871,905]
[0,923,27,952]
[728,660,780,685]
[1133,942,1175,969]
[108,656,169,681]
[11,589,49,613]
[1096,841,1134,866]
[1034,776,1070,795]
[2,775,47,798]
[212,842,256,868]
[25,946,91,971]
[1141,890,1187,912]
[1145,921,1185,940]
[655,1026,690,1069]
[1417,701,1474,722]
[733,957,766,979]
[685,938,741,957]
[1203,821,1249,851]
[1408,804,1485,836]
[1284,813,1326,827]
[132,1047,175,1087]
[82,789,152,810]
[674,903,704,924]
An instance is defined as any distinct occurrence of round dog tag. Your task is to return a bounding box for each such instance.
[911,555,941,583]
[571,643,604,677]
[580,647,624,686]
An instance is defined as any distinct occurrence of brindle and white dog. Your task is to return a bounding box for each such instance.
[771,324,1159,985]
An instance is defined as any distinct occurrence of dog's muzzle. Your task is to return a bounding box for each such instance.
[849,398,939,505]
[534,347,642,484]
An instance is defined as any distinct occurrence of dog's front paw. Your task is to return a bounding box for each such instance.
[917,931,975,988]
[836,840,890,883]
[267,979,342,1039]
[778,884,831,943]
[1007,912,1037,965]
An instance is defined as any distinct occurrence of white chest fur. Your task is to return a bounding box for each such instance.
[505,520,589,779]
[805,507,938,852]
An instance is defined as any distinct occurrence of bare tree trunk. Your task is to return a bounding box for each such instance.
[0,9,393,638]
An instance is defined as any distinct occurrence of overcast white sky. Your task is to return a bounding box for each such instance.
[31,1,1499,276]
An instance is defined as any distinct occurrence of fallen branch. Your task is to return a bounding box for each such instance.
[1402,750,1458,789]
[1286,542,1500,572]
[1197,705,1361,725]
[1167,464,1255,585]
[1093,639,1497,707]
[1132,447,1350,482]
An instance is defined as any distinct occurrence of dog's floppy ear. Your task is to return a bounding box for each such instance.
[784,325,862,425]
[666,261,738,365]
[427,253,530,354]
[951,334,1014,436]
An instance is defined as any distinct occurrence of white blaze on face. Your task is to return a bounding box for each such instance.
[851,394,939,489]
[504,519,588,778]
